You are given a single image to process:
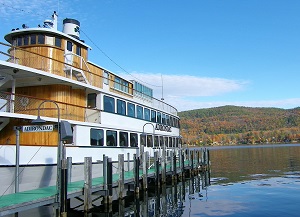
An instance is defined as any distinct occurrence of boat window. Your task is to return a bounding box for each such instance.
[154,136,159,147]
[45,36,54,45]
[151,110,156,122]
[114,77,121,90]
[87,93,97,108]
[127,102,135,118]
[17,37,22,46]
[164,137,168,147]
[169,137,172,147]
[162,114,166,125]
[137,106,143,119]
[103,71,109,85]
[90,129,104,146]
[119,132,128,147]
[140,134,146,146]
[166,115,170,126]
[147,135,153,147]
[117,99,126,115]
[130,133,138,147]
[37,34,45,44]
[157,112,161,123]
[24,35,29,45]
[159,136,164,147]
[144,108,150,121]
[55,37,61,47]
[104,96,115,113]
[30,35,36,44]
[170,117,174,127]
[67,41,72,51]
[76,45,81,56]
[106,130,117,146]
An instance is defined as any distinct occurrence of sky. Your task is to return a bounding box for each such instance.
[0,0,300,111]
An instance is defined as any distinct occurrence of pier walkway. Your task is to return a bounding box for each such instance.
[0,148,209,216]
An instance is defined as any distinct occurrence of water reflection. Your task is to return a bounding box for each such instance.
[87,171,210,217]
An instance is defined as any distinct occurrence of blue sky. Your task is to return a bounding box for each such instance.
[1,0,300,111]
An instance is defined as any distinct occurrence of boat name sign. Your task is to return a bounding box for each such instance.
[22,125,54,132]
[155,123,171,132]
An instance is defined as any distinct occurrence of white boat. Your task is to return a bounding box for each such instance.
[0,12,181,195]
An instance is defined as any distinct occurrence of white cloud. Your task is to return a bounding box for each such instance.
[122,72,247,97]
[120,72,300,111]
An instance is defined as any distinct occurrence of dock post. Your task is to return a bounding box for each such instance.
[14,126,21,193]
[142,151,148,190]
[118,154,124,199]
[162,145,166,184]
[60,157,68,217]
[67,157,72,183]
[83,157,92,212]
[173,150,177,183]
[107,158,113,207]
[127,153,130,172]
[133,154,139,194]
[154,151,160,187]
[103,155,108,193]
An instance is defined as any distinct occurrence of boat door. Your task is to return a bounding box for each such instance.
[64,40,73,70]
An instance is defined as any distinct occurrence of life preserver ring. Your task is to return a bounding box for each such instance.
[20,97,29,107]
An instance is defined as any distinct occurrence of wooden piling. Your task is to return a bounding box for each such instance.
[154,151,160,187]
[142,151,148,190]
[118,154,124,199]
[83,157,92,212]
[133,154,140,194]
[161,146,166,184]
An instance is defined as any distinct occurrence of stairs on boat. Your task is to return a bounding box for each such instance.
[0,117,9,131]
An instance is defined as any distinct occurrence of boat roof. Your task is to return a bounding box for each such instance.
[4,28,91,49]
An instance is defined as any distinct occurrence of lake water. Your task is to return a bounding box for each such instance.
[10,144,300,216]
[182,144,300,216]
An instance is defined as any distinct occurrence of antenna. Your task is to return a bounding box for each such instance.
[161,74,164,101]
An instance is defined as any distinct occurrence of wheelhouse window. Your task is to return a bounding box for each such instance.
[106,130,117,146]
[90,129,104,146]
[137,106,143,119]
[55,37,61,47]
[151,110,156,122]
[17,37,22,46]
[30,34,36,44]
[127,102,135,118]
[119,132,128,147]
[104,96,115,113]
[144,108,150,121]
[24,35,29,45]
[117,99,126,115]
[130,133,138,147]
[87,93,96,108]
[37,34,45,44]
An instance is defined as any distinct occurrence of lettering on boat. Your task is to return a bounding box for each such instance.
[155,124,172,132]
[22,125,54,132]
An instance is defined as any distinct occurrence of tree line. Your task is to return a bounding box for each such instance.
[178,105,300,146]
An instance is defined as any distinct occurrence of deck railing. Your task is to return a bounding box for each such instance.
[0,42,178,116]
[0,91,100,123]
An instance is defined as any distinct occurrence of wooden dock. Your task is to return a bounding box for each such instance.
[0,148,209,217]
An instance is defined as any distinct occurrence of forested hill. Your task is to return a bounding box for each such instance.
[178,105,300,145]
